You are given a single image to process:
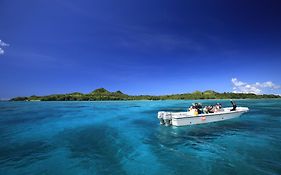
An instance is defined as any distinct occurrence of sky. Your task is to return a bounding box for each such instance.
[0,0,281,99]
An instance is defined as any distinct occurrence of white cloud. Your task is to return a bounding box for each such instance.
[0,39,9,55]
[259,81,280,89]
[0,48,4,55]
[231,78,280,94]
[0,40,9,47]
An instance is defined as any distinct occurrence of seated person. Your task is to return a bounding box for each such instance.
[188,105,193,111]
[215,103,223,112]
[207,105,214,113]
[203,106,208,114]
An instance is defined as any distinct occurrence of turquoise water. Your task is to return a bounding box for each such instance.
[0,100,280,175]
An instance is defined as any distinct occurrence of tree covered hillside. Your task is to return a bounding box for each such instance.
[10,88,280,101]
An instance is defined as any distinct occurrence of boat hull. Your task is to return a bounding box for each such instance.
[172,111,243,126]
[158,107,249,126]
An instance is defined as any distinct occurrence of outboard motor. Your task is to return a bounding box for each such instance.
[163,112,172,126]
[158,112,172,126]
[157,112,165,125]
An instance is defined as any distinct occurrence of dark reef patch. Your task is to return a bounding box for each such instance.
[56,124,135,174]
[0,140,53,168]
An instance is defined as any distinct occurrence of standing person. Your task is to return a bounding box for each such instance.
[230,100,237,111]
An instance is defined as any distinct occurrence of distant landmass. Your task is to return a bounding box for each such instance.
[9,88,280,101]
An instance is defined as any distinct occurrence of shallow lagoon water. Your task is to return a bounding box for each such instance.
[0,99,280,175]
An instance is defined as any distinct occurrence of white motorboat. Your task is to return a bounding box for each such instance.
[158,106,249,126]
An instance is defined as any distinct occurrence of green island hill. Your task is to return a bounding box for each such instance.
[9,88,281,101]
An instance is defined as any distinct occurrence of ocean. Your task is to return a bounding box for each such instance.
[0,99,280,175]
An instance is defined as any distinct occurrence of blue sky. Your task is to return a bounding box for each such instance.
[0,0,281,98]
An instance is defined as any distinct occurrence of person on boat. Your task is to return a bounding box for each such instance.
[206,105,214,113]
[203,106,209,114]
[188,105,194,112]
[230,100,237,111]
[189,103,203,115]
[195,103,203,114]
[195,103,202,109]
[215,103,223,112]
[216,103,222,109]
[188,105,198,115]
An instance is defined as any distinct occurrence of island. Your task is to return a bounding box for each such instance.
[10,88,280,101]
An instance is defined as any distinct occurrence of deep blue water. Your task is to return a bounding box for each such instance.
[0,100,280,175]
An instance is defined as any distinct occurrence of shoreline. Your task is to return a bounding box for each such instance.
[3,98,281,102]
[7,88,281,102]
